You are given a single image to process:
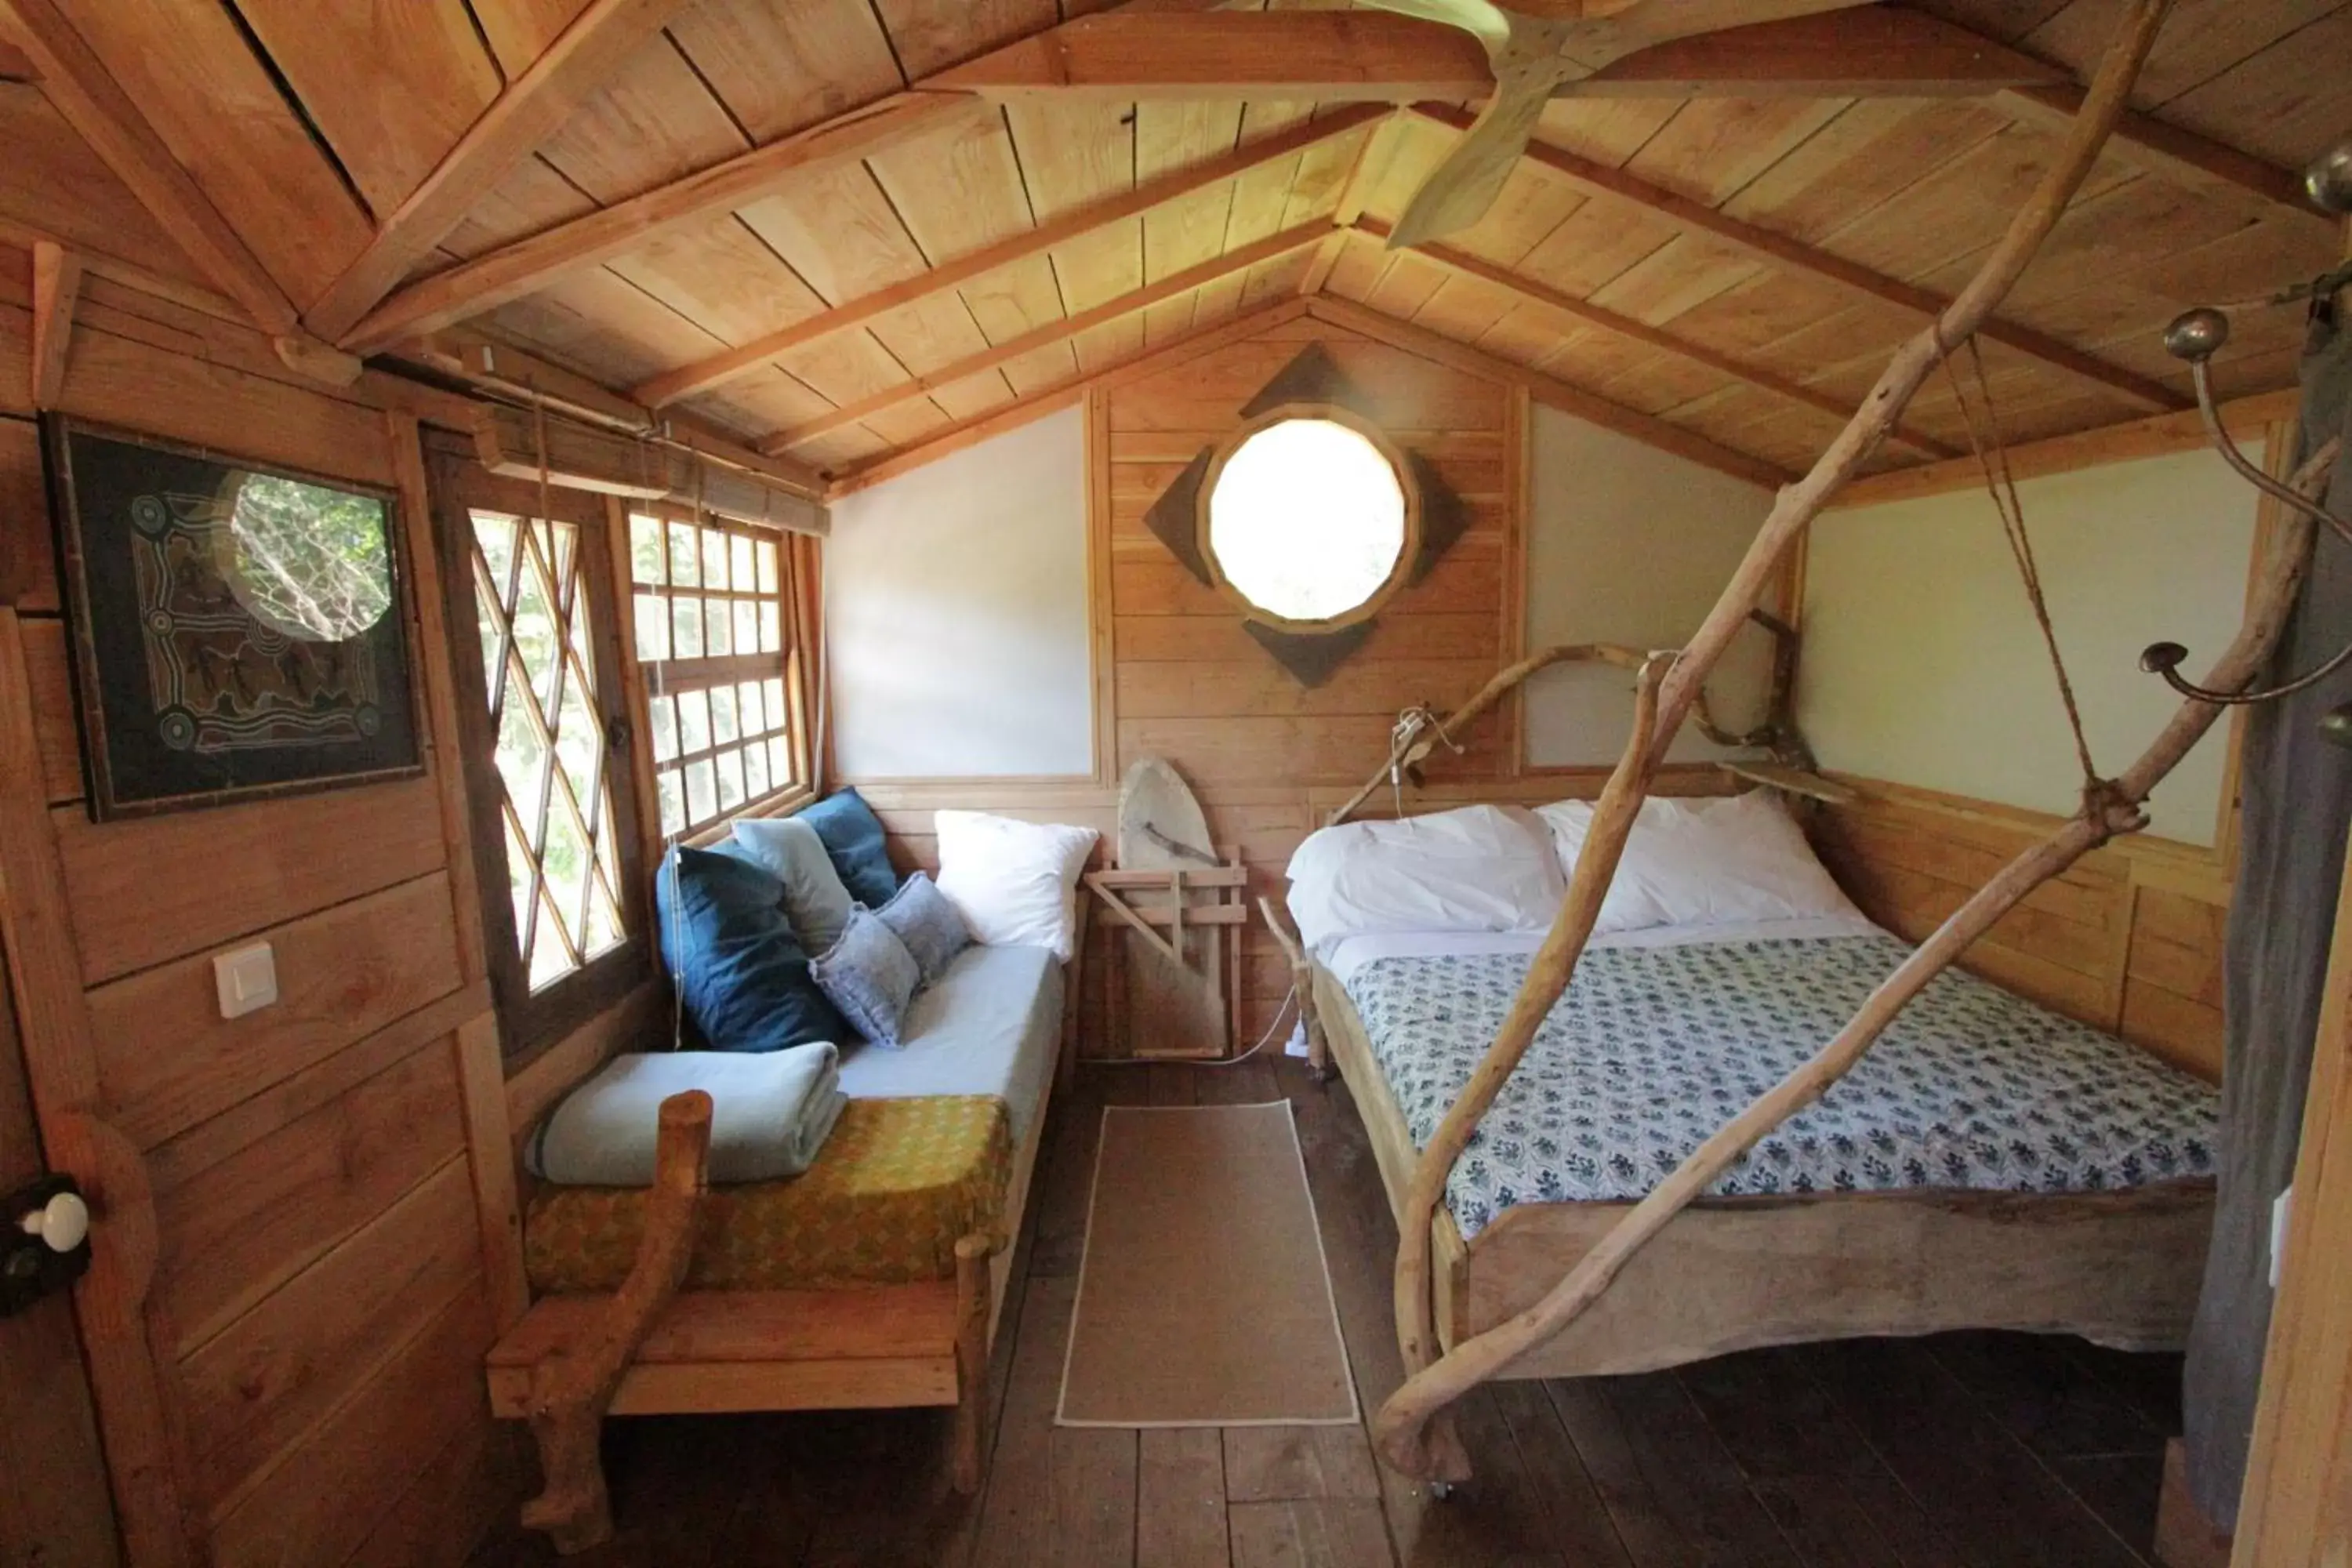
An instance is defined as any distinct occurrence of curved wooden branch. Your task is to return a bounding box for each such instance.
[1373,435,2333,1479]
[1370,0,2181,1480]
[1328,642,1648,826]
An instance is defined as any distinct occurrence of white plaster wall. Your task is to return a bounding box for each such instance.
[825,407,1094,778]
[1523,404,1779,767]
[1796,445,2260,845]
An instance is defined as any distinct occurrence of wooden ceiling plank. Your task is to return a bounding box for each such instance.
[1996,83,2330,228]
[28,238,78,409]
[1358,217,1956,459]
[339,93,977,357]
[468,0,594,78]
[302,0,691,347]
[633,104,1385,408]
[0,0,299,336]
[767,218,1335,452]
[1409,103,2188,414]
[1306,293,1794,489]
[925,8,2066,100]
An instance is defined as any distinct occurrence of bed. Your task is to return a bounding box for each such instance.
[1301,852,2220,1380]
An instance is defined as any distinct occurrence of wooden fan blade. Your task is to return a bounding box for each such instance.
[1385,71,1555,249]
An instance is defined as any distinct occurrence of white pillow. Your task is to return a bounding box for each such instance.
[934,810,1098,961]
[1538,790,1860,933]
[1284,804,1564,953]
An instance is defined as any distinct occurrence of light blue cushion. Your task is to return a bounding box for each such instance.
[809,907,920,1047]
[655,847,848,1054]
[799,789,900,908]
[528,1046,846,1185]
[875,872,971,985]
[728,816,855,953]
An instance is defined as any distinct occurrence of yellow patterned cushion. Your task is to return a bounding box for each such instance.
[523,1095,1012,1294]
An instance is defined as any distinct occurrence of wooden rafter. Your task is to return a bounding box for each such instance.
[29,239,81,409]
[1406,103,2190,415]
[1,0,298,336]
[1997,83,2330,227]
[1356,219,1959,460]
[763,218,1337,454]
[302,0,688,346]
[342,93,975,357]
[928,8,2065,100]
[1308,295,1795,488]
[632,104,1388,409]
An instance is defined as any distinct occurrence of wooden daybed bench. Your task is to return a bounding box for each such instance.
[484,929,1084,1552]
[1302,942,2217,1381]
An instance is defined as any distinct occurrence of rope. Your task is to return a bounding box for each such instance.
[1936,332,2107,802]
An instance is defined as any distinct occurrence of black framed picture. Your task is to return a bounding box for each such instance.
[42,417,424,820]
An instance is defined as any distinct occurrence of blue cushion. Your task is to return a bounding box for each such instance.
[875,871,971,985]
[728,816,855,953]
[808,907,920,1048]
[655,847,848,1054]
[799,789,900,909]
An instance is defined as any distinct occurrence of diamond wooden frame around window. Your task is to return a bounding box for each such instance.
[626,508,808,838]
[469,507,631,991]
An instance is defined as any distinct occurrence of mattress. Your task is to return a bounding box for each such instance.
[1337,923,2220,1239]
[524,1094,1013,1292]
[836,942,1062,1145]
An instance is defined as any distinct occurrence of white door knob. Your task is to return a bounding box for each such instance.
[21,1191,89,1253]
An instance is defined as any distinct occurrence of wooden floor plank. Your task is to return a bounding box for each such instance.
[970,1273,1081,1568]
[1923,1333,2168,1462]
[1485,1378,1635,1566]
[1228,1498,1395,1567]
[1138,1428,1229,1568]
[1221,1426,1381,1503]
[1677,1348,1886,1480]
[1752,1477,1911,1568]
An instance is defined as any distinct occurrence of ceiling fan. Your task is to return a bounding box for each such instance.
[1359,0,1886,247]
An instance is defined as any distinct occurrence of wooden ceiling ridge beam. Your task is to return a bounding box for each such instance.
[824,296,1316,496]
[1356,218,1958,460]
[764,218,1336,454]
[1303,295,1796,490]
[1405,103,2189,416]
[302,0,691,347]
[631,104,1390,410]
[926,7,2067,100]
[0,0,299,338]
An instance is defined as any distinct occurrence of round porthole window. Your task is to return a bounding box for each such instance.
[1198,405,1419,630]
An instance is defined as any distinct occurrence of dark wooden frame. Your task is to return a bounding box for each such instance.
[426,443,652,1058]
[43,416,426,820]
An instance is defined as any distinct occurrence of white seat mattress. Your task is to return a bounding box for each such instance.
[835,942,1062,1144]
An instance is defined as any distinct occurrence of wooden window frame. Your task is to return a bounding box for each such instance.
[426,444,652,1057]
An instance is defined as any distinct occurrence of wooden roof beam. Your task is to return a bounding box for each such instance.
[339,94,975,358]
[763,218,1336,454]
[303,0,689,346]
[1,0,299,337]
[631,104,1389,409]
[1306,295,1795,489]
[1407,103,2188,416]
[927,8,2066,100]
[1354,218,1958,461]
[29,239,79,409]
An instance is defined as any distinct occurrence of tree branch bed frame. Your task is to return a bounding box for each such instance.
[1308,960,2216,1381]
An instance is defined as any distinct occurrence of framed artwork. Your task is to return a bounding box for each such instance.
[42,417,424,820]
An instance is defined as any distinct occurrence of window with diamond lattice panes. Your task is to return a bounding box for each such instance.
[627,510,808,837]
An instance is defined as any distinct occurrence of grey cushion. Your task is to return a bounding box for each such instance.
[876,871,972,985]
[730,816,855,954]
[528,1046,845,1185]
[809,907,921,1047]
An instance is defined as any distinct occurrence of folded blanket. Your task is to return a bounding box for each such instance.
[528,1045,848,1186]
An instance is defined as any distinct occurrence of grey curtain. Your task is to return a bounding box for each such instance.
[2183,312,2352,1528]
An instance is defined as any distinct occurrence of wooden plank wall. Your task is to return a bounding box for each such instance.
[1811,778,2232,1080]
[0,240,517,1566]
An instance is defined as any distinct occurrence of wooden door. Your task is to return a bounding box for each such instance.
[0,960,121,1568]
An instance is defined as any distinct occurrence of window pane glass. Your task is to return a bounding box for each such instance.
[760,601,781,654]
[657,769,685,837]
[1204,417,1406,623]
[633,592,669,662]
[709,684,739,746]
[704,599,732,658]
[702,529,731,590]
[737,680,764,735]
[472,557,506,700]
[716,748,746,811]
[553,681,601,812]
[677,690,710,755]
[493,687,545,819]
[764,678,785,724]
[629,514,666,584]
[757,540,780,594]
[668,521,700,586]
[541,806,591,959]
[671,596,704,659]
[649,694,677,763]
[586,888,622,958]
[744,741,770,799]
[684,759,717,826]
[768,735,791,787]
[731,534,756,590]
[735,601,760,655]
[528,890,573,990]
[510,554,562,715]
[475,512,517,596]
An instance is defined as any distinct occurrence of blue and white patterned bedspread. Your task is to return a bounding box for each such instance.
[1341,935,2219,1238]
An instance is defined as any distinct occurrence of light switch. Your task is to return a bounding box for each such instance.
[213,942,278,1019]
